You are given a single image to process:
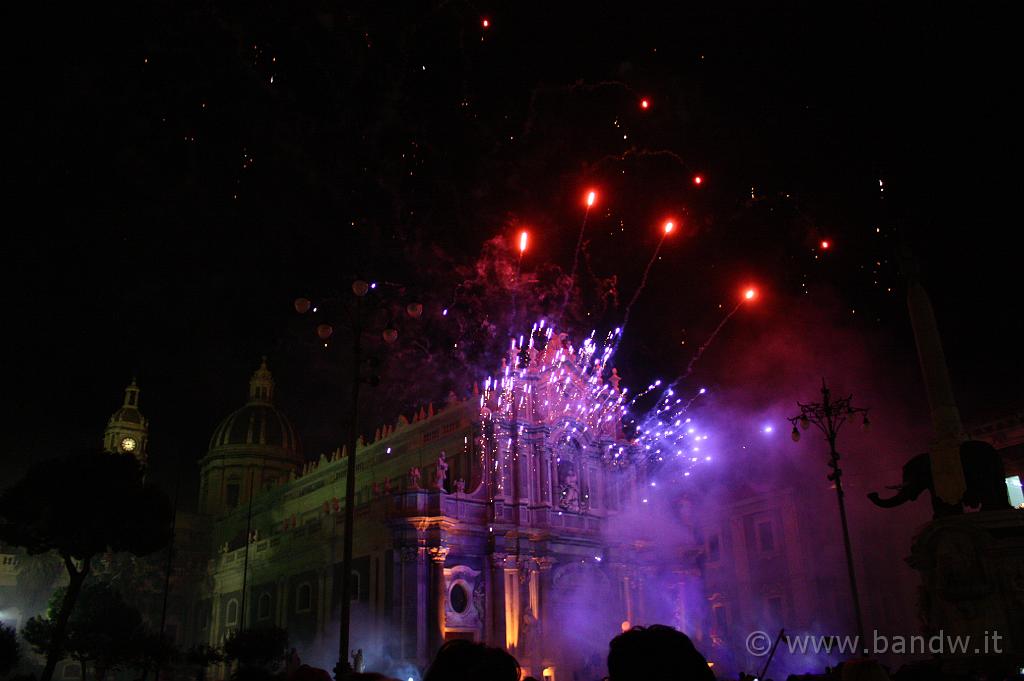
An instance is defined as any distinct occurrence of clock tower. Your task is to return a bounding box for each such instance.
[104,379,149,465]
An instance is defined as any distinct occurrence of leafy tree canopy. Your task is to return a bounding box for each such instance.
[22,581,169,680]
[0,451,172,562]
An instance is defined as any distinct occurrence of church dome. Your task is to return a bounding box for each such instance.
[208,404,299,453]
[206,358,301,462]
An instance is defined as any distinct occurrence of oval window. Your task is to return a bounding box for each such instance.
[450,583,469,613]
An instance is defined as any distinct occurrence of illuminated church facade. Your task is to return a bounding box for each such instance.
[185,344,664,680]
[99,341,935,679]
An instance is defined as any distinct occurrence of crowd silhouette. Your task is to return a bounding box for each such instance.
[165,618,1015,679]
[347,624,720,681]
[294,622,1024,681]
[332,625,906,681]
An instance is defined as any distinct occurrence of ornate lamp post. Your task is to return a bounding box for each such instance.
[788,379,870,650]
[295,281,420,679]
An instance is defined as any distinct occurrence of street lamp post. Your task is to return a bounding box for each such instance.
[295,281,418,679]
[788,379,870,652]
[336,285,364,679]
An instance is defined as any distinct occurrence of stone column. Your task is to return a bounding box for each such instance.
[397,546,419,663]
[499,425,515,502]
[672,573,688,636]
[484,553,497,646]
[527,561,540,621]
[416,544,428,665]
[501,556,521,652]
[371,553,380,661]
[537,557,556,655]
[516,442,532,507]
[428,547,450,656]
[489,553,508,648]
[622,570,634,625]
[523,558,547,672]
[539,448,552,506]
[210,593,222,647]
[635,568,647,624]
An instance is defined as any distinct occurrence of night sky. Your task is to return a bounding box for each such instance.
[7,2,1019,499]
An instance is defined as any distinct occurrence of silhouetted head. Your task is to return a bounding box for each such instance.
[423,640,520,681]
[607,625,714,681]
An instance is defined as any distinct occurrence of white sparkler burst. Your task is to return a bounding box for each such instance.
[478,320,716,483]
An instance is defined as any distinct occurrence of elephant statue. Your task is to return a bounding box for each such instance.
[868,440,1012,518]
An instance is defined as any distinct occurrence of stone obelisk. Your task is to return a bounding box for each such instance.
[904,257,967,504]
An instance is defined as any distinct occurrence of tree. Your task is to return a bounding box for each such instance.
[9,552,63,619]
[21,581,167,681]
[0,451,173,681]
[0,623,20,676]
[95,551,168,627]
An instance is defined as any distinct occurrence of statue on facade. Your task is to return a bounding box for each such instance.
[409,466,422,489]
[520,607,538,655]
[472,580,485,623]
[350,649,364,673]
[546,331,567,357]
[436,450,449,491]
[455,478,466,494]
[559,467,580,512]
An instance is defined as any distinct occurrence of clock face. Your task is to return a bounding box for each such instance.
[120,437,137,453]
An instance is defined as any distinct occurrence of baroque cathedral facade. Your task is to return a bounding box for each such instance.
[104,342,706,680]
[99,339,922,680]
[184,348,663,680]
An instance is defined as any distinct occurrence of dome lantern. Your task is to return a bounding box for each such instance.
[249,356,275,403]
